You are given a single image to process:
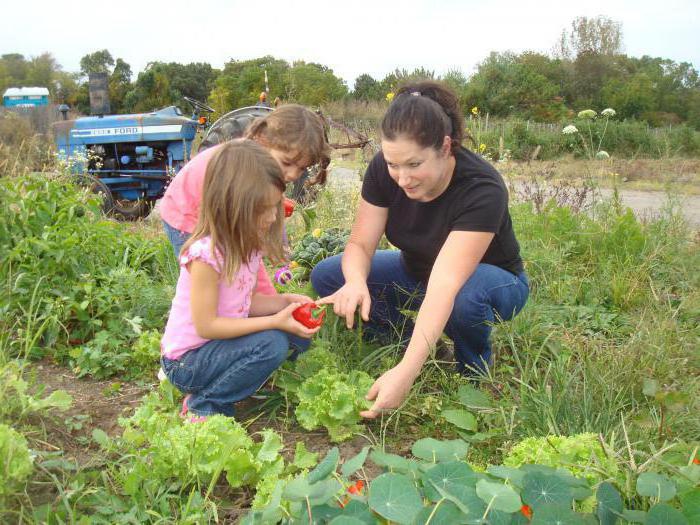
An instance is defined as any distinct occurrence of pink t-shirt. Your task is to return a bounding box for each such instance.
[160,144,222,233]
[161,236,261,360]
[160,144,277,295]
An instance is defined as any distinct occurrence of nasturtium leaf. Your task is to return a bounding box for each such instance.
[310,504,343,522]
[341,446,370,478]
[368,473,423,524]
[370,450,421,478]
[476,479,522,513]
[621,509,647,522]
[422,461,477,502]
[430,481,486,519]
[442,408,478,432]
[530,503,585,524]
[309,479,343,506]
[412,438,469,463]
[680,488,700,523]
[283,476,314,501]
[487,465,526,487]
[340,499,375,523]
[328,517,366,525]
[636,472,676,502]
[308,447,340,483]
[522,472,573,510]
[411,500,465,525]
[571,485,593,501]
[596,482,623,525]
[644,503,689,525]
[457,384,493,408]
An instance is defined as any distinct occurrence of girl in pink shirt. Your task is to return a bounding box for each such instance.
[161,140,320,421]
[160,104,330,295]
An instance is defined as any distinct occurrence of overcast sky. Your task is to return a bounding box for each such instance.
[2,0,698,87]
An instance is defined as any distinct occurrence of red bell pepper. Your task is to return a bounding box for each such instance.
[292,302,325,329]
[283,197,295,218]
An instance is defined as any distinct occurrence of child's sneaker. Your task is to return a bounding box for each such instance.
[157,367,167,382]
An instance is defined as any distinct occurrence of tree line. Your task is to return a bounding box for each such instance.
[1,16,698,128]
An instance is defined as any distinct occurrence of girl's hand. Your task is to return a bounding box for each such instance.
[272,302,321,338]
[360,363,418,419]
[280,292,314,304]
[316,281,371,329]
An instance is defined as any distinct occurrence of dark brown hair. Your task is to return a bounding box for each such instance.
[246,104,332,184]
[182,140,285,283]
[381,81,464,154]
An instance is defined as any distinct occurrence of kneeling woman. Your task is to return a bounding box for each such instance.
[311,81,529,419]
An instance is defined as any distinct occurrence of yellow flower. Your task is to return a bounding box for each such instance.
[479,143,486,153]
[312,228,322,238]
[289,261,299,269]
[386,92,395,102]
[471,106,479,115]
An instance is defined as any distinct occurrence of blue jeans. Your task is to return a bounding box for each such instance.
[310,250,529,374]
[161,330,310,416]
[162,220,190,258]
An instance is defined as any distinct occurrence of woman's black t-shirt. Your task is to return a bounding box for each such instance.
[361,146,524,282]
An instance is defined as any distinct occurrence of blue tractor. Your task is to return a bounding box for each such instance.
[54,96,216,219]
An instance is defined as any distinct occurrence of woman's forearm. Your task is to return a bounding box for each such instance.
[341,241,373,284]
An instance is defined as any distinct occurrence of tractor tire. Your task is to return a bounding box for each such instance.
[111,198,155,221]
[74,174,114,214]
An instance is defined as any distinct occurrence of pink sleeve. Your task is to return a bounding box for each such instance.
[179,238,221,273]
[254,262,278,295]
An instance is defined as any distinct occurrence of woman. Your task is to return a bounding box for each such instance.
[311,81,528,419]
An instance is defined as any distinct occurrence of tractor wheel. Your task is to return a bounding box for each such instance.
[74,174,115,214]
[111,198,154,221]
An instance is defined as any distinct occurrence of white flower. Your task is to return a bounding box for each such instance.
[562,125,579,135]
[577,109,597,119]
[601,108,616,117]
[595,150,610,160]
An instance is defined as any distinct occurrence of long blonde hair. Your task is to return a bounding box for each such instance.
[182,140,285,283]
[245,104,331,184]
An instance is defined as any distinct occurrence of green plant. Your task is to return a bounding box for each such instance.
[295,369,373,442]
[0,424,33,497]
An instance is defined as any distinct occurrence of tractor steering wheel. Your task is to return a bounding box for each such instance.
[183,96,215,114]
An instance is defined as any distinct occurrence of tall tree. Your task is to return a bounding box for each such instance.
[556,16,623,58]
[80,49,115,76]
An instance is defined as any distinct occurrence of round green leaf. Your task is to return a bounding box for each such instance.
[621,509,647,523]
[531,503,585,524]
[412,438,469,463]
[368,473,423,525]
[597,482,623,525]
[680,488,700,523]
[429,481,486,519]
[442,409,478,432]
[644,503,689,525]
[308,447,340,483]
[476,479,522,513]
[522,472,573,510]
[341,446,370,478]
[457,384,492,408]
[636,472,676,502]
[487,466,526,487]
[328,517,366,525]
[422,461,477,502]
[411,501,465,525]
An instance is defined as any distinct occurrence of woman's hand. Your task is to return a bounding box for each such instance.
[272,302,321,338]
[360,363,419,419]
[316,280,371,329]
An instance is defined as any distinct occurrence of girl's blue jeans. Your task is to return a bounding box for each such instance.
[161,331,309,417]
[310,250,529,375]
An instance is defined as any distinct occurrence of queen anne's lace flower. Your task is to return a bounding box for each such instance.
[601,108,616,117]
[562,125,579,135]
[595,150,610,159]
[577,109,597,119]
